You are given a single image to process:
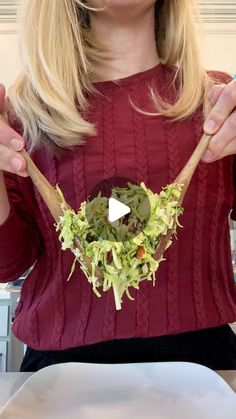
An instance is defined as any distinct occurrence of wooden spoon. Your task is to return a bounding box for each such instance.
[0,113,95,273]
[20,148,63,222]
[21,130,211,277]
[153,132,212,262]
[19,148,103,280]
[13,131,211,281]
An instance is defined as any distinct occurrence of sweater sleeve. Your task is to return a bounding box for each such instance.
[208,71,236,220]
[0,172,44,283]
[208,70,233,85]
[231,156,236,221]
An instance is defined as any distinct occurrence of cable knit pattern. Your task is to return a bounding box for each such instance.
[52,253,65,347]
[46,154,65,347]
[101,87,117,340]
[24,186,53,348]
[28,309,39,348]
[209,160,228,322]
[220,218,236,318]
[27,190,46,347]
[130,83,149,337]
[27,176,57,347]
[102,89,116,180]
[165,120,180,333]
[191,112,208,328]
[72,149,92,345]
[130,84,149,184]
[1,65,235,350]
[220,157,236,317]
[30,152,64,347]
[16,178,39,308]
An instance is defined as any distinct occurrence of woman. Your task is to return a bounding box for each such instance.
[0,0,236,372]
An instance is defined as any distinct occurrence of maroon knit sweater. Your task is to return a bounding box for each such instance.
[0,64,236,350]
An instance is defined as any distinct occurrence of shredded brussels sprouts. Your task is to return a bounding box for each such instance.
[55,182,183,310]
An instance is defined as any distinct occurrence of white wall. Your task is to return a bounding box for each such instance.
[0,31,21,88]
[201,33,236,75]
[200,18,236,75]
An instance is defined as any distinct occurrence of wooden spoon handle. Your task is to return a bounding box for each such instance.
[153,132,212,262]
[175,133,212,194]
[20,149,63,223]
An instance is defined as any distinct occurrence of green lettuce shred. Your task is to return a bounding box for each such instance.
[55,182,183,310]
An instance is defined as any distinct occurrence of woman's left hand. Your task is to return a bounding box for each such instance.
[202,78,236,162]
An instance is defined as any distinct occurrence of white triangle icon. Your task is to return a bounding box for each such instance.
[108,197,131,223]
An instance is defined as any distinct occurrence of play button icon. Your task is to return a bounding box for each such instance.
[108,197,130,223]
[85,177,151,242]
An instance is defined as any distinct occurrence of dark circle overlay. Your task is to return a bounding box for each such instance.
[85,177,151,242]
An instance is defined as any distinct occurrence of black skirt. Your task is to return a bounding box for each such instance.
[20,324,236,372]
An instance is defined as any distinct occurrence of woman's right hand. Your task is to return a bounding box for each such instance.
[0,83,27,177]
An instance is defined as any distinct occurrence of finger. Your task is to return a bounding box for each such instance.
[0,143,27,174]
[0,119,25,149]
[207,85,225,106]
[0,84,6,113]
[204,79,236,135]
[202,110,236,162]
[210,136,236,161]
[0,159,28,177]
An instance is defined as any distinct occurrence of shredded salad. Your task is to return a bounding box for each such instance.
[56,182,183,310]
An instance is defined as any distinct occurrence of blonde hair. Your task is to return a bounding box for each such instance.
[9,0,213,151]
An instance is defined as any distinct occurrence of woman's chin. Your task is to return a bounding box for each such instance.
[87,0,156,10]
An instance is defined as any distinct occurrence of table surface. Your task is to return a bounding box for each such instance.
[0,370,236,409]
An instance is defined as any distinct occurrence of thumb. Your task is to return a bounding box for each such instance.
[207,84,225,106]
[0,83,6,113]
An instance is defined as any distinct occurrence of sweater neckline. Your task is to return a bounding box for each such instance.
[93,63,163,89]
